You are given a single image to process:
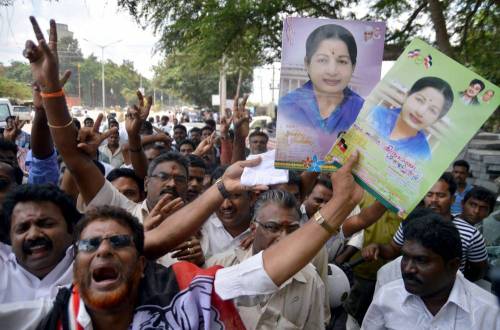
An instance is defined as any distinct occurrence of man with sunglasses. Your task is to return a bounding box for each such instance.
[206,190,328,329]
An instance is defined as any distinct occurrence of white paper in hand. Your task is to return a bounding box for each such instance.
[241,149,289,186]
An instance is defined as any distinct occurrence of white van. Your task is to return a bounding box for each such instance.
[0,98,13,130]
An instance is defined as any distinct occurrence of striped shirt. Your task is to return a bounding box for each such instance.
[393,217,488,271]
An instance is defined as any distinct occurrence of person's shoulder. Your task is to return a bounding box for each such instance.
[453,217,480,233]
[459,274,499,310]
[377,278,405,297]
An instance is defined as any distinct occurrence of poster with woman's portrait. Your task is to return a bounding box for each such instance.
[327,39,499,218]
[274,17,386,171]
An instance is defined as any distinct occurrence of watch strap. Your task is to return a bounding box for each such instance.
[313,211,339,235]
[215,178,230,199]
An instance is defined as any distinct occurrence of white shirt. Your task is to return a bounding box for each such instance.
[0,243,74,304]
[98,144,125,169]
[362,272,500,330]
[200,213,251,259]
[374,256,402,294]
[0,251,278,330]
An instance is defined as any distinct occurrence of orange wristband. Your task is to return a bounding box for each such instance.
[40,89,65,98]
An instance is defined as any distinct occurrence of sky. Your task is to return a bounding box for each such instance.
[0,0,394,105]
[0,0,160,79]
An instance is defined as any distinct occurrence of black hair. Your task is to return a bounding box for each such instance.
[84,117,94,124]
[315,176,332,191]
[305,24,357,66]
[2,184,81,243]
[106,168,145,194]
[201,125,214,133]
[408,76,454,118]
[288,171,302,189]
[0,160,23,185]
[403,213,462,262]
[249,131,269,142]
[439,172,457,196]
[178,139,196,150]
[204,119,216,129]
[148,117,155,123]
[73,205,144,256]
[147,151,189,177]
[73,118,81,130]
[140,120,153,135]
[210,165,228,183]
[161,115,169,121]
[189,127,202,134]
[453,159,470,172]
[0,139,18,155]
[173,124,187,133]
[186,154,206,170]
[463,186,496,214]
[469,79,485,92]
[252,190,301,221]
[143,143,168,153]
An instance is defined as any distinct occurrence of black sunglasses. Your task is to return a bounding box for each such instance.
[77,234,134,252]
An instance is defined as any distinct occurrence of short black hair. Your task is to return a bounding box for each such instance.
[186,154,206,170]
[140,120,153,135]
[469,79,485,92]
[0,160,23,185]
[178,139,196,150]
[403,213,462,262]
[408,77,454,118]
[249,131,269,142]
[2,184,81,243]
[106,168,144,195]
[288,171,302,189]
[453,159,470,172]
[147,151,189,177]
[143,143,168,153]
[73,118,81,130]
[74,205,144,255]
[189,127,202,134]
[210,165,228,183]
[305,24,357,66]
[204,119,216,129]
[439,172,457,196]
[173,124,187,133]
[463,186,496,214]
[201,125,213,133]
[0,139,18,155]
[315,176,332,191]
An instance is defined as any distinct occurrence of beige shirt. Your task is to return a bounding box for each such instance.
[207,247,327,330]
[98,144,125,168]
[80,180,149,223]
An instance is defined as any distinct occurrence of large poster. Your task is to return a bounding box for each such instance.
[275,17,386,171]
[326,39,499,218]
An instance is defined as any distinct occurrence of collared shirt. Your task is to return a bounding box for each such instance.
[277,81,364,161]
[200,213,251,259]
[362,272,500,329]
[98,144,125,168]
[0,243,74,304]
[393,217,488,272]
[27,149,60,185]
[80,179,149,223]
[369,105,431,161]
[451,183,473,215]
[207,247,326,330]
[0,251,279,330]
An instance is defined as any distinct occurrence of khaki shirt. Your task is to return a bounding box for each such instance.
[207,247,327,330]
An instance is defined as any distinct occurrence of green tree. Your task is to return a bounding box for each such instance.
[2,61,32,84]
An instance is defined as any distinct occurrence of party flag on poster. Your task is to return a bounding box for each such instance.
[326,38,499,218]
[274,17,386,171]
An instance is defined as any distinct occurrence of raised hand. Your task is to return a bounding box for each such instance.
[221,157,268,194]
[232,93,250,138]
[125,91,153,138]
[32,70,72,111]
[193,131,216,156]
[23,17,61,93]
[330,151,364,207]
[77,113,117,157]
[3,117,26,142]
[171,236,205,265]
[144,195,184,231]
[219,115,231,139]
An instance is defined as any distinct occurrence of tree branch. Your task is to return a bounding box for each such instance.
[386,2,427,43]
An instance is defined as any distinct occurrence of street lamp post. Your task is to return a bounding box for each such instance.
[83,38,122,109]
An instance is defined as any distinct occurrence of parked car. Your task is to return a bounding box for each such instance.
[12,105,32,122]
[71,106,83,117]
[0,98,13,130]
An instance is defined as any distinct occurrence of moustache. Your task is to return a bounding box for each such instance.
[402,273,422,284]
[160,187,178,198]
[23,237,53,254]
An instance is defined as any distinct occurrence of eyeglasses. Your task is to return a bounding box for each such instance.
[77,234,134,252]
[150,172,187,184]
[254,220,300,234]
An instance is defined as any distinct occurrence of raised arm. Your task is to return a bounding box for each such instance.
[342,200,387,237]
[23,17,112,203]
[125,92,152,179]
[219,115,233,165]
[231,93,250,163]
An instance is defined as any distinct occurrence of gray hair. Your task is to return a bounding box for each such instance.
[252,189,301,222]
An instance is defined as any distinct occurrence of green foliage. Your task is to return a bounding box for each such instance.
[0,75,31,99]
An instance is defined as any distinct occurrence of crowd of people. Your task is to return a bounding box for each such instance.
[0,16,499,330]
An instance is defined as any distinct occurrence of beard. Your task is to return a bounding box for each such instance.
[74,261,143,311]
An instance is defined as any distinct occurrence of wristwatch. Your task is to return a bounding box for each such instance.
[215,178,230,199]
[313,210,339,235]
